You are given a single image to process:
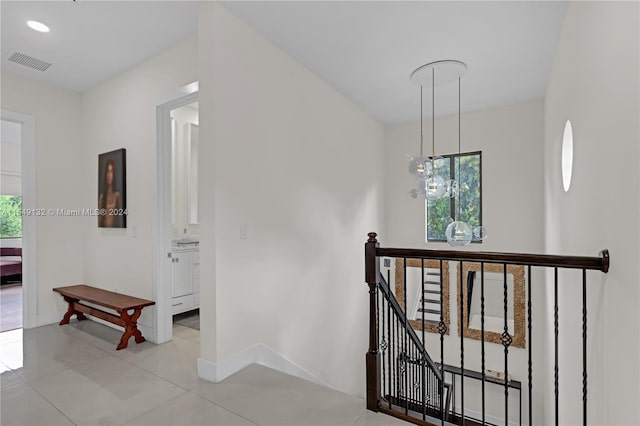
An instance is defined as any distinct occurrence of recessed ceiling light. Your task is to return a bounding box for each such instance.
[27,20,50,33]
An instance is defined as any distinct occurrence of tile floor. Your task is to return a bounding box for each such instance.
[173,309,200,331]
[0,283,22,332]
[0,320,410,426]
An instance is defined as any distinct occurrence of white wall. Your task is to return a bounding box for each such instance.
[80,37,197,332]
[543,2,639,424]
[385,100,544,253]
[198,3,386,397]
[1,72,84,325]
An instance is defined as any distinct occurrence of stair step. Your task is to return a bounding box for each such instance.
[422,298,440,304]
[424,289,441,294]
[424,280,441,285]
[418,308,441,314]
[417,319,440,324]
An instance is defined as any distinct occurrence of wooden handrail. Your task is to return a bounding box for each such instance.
[376,246,609,273]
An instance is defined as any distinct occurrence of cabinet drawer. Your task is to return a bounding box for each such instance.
[171,294,195,315]
[194,292,199,308]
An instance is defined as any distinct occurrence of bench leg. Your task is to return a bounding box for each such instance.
[116,308,145,350]
[59,297,86,325]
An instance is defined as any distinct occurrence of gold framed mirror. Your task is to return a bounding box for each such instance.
[394,258,450,335]
[457,263,526,348]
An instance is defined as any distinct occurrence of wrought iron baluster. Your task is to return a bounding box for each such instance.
[403,257,408,414]
[528,265,532,426]
[429,364,433,412]
[421,259,426,421]
[409,341,417,403]
[380,280,386,406]
[387,270,392,409]
[502,263,512,426]
[554,267,559,426]
[481,262,486,425]
[393,308,397,403]
[439,259,446,425]
[582,268,587,426]
[460,261,465,425]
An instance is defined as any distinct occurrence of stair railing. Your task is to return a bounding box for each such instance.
[365,232,609,426]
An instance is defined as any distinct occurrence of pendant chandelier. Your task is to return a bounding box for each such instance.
[407,60,487,246]
[407,62,454,201]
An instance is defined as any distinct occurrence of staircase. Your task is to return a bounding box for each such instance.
[365,232,609,426]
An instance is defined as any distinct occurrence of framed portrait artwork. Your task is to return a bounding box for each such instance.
[98,148,127,228]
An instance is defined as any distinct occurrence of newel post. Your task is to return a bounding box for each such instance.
[365,232,381,411]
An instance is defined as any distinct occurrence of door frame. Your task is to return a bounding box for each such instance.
[153,82,198,344]
[1,110,37,329]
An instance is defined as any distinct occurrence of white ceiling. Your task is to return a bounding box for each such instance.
[1,1,566,124]
[223,1,567,123]
[1,1,201,93]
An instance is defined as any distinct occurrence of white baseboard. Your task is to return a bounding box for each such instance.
[198,343,331,389]
[36,312,65,328]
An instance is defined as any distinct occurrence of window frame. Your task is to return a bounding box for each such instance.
[426,150,482,243]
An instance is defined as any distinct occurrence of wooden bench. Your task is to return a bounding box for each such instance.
[53,285,155,350]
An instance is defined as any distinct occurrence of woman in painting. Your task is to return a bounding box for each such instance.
[98,159,123,228]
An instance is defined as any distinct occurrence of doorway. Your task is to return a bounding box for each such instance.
[1,119,23,332]
[153,82,199,344]
[0,111,37,331]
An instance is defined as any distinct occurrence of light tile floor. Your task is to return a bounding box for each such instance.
[0,320,410,426]
[0,283,22,332]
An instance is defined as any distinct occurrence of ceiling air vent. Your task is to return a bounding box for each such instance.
[7,51,52,72]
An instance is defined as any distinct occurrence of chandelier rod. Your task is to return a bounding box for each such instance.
[420,86,423,156]
[458,76,462,221]
[432,68,435,162]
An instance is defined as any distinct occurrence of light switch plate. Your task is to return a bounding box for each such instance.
[240,224,248,239]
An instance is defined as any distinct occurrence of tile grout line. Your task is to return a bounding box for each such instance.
[60,321,201,392]
[108,342,201,392]
[16,341,115,384]
[185,388,261,426]
[121,388,189,426]
[352,413,364,425]
[18,324,196,426]
[23,380,79,426]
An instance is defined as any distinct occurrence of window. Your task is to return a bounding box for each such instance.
[0,195,22,238]
[426,151,482,242]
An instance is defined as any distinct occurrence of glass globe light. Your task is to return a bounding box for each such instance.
[473,226,488,241]
[445,179,458,198]
[445,220,473,246]
[433,156,447,169]
[425,174,446,200]
[408,181,428,199]
[408,155,432,180]
[441,216,454,226]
